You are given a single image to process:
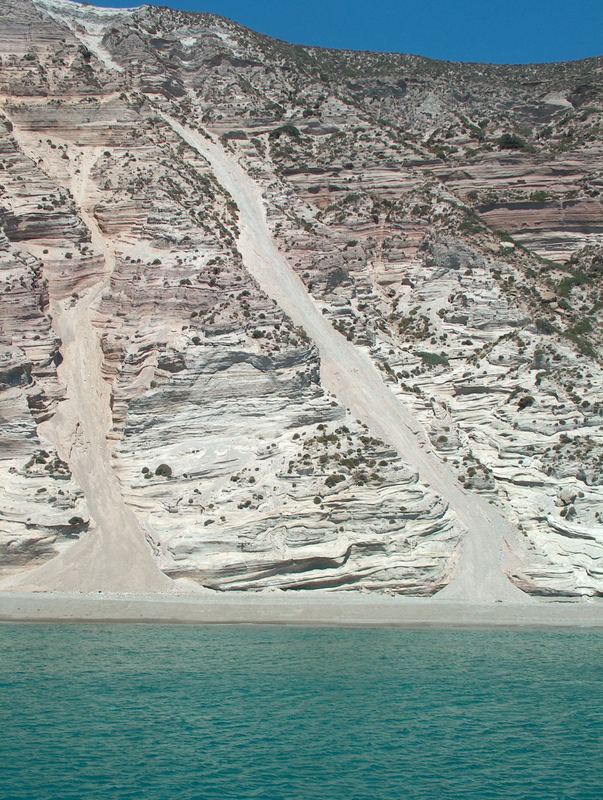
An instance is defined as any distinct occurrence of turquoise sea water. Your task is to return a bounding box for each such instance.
[1,624,602,800]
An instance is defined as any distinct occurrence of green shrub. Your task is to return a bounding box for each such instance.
[417,351,449,367]
[569,319,592,336]
[563,331,596,358]
[498,133,527,150]
[518,395,535,410]
[459,209,484,234]
[557,270,589,297]
[269,124,300,140]
[535,318,555,335]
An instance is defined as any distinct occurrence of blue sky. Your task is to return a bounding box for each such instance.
[86,0,603,64]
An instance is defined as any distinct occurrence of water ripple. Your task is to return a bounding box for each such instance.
[0,624,602,799]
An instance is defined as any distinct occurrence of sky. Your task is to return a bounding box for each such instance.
[84,0,603,64]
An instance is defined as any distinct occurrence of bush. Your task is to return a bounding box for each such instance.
[563,331,596,358]
[557,269,589,297]
[459,208,484,234]
[155,463,172,478]
[498,133,527,150]
[535,318,555,335]
[518,395,535,410]
[269,124,301,140]
[417,351,449,367]
[568,318,592,336]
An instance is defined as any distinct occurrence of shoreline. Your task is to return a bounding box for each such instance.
[1,590,602,629]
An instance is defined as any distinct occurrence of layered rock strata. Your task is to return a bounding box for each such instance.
[0,0,601,596]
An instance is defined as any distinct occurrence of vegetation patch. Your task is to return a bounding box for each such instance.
[417,351,449,367]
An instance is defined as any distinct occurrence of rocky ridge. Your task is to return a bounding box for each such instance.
[0,0,601,596]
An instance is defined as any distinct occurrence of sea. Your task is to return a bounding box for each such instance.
[1,623,602,799]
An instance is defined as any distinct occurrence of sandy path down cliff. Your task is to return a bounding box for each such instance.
[2,145,172,594]
[161,112,529,603]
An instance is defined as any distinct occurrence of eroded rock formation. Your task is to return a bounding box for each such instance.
[0,0,601,596]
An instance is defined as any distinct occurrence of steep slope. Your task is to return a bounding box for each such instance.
[5,141,172,592]
[160,112,524,600]
[0,0,601,597]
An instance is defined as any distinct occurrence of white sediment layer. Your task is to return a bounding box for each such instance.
[159,112,527,603]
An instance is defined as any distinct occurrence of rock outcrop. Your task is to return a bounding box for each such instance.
[0,0,601,596]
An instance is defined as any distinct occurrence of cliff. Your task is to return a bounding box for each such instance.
[0,0,601,597]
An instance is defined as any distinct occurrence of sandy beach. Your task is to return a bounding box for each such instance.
[1,590,602,628]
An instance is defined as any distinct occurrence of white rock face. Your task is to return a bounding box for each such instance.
[0,0,601,596]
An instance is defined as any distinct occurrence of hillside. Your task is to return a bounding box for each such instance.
[0,0,601,597]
